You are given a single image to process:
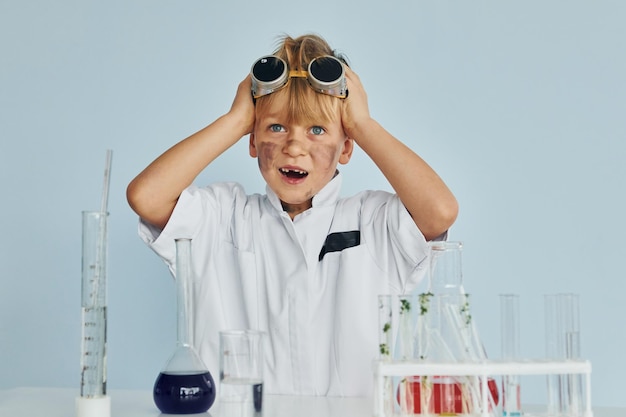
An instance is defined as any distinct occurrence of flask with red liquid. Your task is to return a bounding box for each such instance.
[398,376,499,414]
[397,241,499,415]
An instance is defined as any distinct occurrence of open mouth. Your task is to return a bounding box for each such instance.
[279,167,309,180]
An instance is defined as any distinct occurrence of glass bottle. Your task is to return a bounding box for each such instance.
[153,238,216,414]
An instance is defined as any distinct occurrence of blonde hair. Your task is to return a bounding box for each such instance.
[255,34,348,125]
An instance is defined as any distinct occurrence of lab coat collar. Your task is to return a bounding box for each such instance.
[265,171,343,214]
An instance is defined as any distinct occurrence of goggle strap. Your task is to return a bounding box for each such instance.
[289,70,308,78]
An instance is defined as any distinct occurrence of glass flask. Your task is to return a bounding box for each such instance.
[153,238,216,414]
[400,241,499,415]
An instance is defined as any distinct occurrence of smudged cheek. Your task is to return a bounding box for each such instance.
[311,144,342,174]
[256,143,278,173]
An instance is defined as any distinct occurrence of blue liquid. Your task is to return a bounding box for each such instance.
[253,382,263,412]
[153,371,216,414]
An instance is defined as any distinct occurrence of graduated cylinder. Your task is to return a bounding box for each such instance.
[80,211,108,399]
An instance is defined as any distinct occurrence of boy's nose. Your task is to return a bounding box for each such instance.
[283,134,307,157]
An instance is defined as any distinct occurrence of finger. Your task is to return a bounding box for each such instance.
[239,74,252,91]
[344,66,361,84]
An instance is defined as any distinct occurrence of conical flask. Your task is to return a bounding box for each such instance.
[402,241,499,414]
[153,238,216,414]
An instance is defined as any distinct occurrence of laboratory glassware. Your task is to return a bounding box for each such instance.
[563,294,583,416]
[409,293,497,415]
[153,238,216,414]
[545,293,583,416]
[377,295,395,417]
[219,330,264,416]
[76,211,110,417]
[500,294,522,416]
[76,150,112,417]
[428,241,465,294]
[378,295,394,361]
[405,241,498,415]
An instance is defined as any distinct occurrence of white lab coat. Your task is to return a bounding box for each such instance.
[139,173,430,396]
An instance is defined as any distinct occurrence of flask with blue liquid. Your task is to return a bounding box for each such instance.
[153,238,216,414]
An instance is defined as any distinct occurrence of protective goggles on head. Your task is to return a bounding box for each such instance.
[251,55,347,100]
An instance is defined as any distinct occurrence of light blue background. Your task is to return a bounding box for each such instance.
[1,0,625,408]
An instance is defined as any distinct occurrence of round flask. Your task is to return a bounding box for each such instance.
[153,238,216,414]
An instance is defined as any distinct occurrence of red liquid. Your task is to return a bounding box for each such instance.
[397,376,499,414]
[153,371,216,414]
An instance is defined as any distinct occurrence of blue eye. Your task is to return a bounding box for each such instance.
[270,124,285,132]
[310,126,325,135]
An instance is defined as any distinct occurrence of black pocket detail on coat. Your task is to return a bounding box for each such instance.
[318,230,361,261]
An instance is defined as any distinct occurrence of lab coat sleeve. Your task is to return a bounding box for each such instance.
[359,191,432,293]
[137,183,243,272]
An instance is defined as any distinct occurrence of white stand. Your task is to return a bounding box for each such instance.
[373,359,593,417]
[76,395,111,417]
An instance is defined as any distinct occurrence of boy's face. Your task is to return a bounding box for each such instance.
[249,93,353,218]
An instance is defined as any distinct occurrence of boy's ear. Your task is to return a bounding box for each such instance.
[249,134,258,158]
[338,137,354,165]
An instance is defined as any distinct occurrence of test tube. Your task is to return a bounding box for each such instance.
[426,294,475,415]
[397,294,416,361]
[562,294,583,416]
[500,294,522,417]
[545,294,562,415]
[378,295,394,361]
[377,295,394,417]
[545,293,583,416]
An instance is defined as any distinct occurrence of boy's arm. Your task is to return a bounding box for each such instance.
[341,68,458,241]
[127,76,255,230]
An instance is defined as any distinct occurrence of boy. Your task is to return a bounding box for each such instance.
[127,34,458,396]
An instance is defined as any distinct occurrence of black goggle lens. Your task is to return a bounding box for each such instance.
[252,57,285,82]
[310,57,343,83]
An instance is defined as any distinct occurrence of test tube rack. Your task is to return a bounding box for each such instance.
[372,358,593,417]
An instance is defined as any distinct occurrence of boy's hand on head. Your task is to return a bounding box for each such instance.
[339,66,459,239]
[341,67,373,143]
[228,75,256,137]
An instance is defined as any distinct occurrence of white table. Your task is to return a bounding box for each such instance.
[0,387,372,417]
[1,387,624,417]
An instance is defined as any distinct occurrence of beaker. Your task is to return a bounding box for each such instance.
[428,241,465,295]
[153,238,216,414]
[219,330,264,416]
